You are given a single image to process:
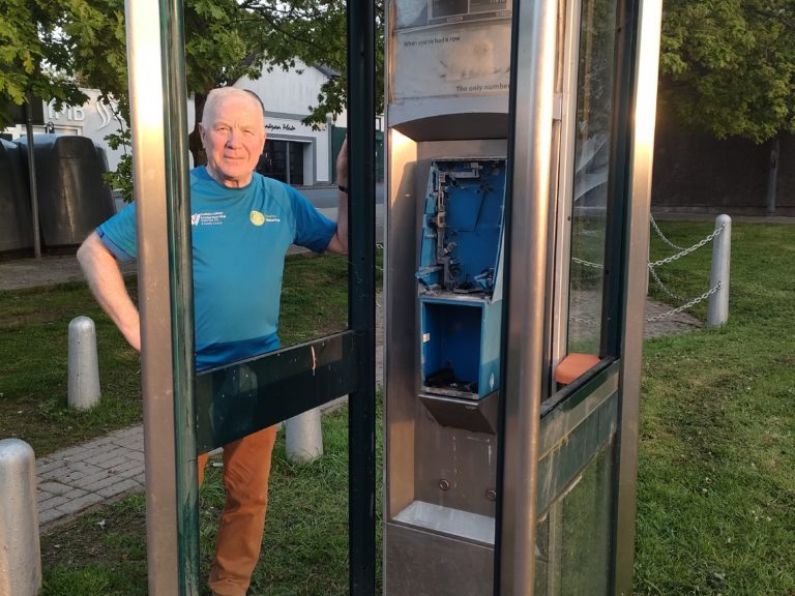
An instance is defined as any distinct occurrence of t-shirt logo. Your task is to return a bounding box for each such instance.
[250,210,281,226]
[191,212,226,226]
[250,210,266,226]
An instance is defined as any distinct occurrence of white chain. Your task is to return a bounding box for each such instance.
[648,224,725,269]
[568,282,720,328]
[648,265,684,302]
[646,282,721,322]
[571,256,604,270]
[650,215,683,251]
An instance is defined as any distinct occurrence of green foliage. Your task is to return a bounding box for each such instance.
[660,0,795,142]
[0,0,88,123]
[1,0,377,190]
[103,129,133,202]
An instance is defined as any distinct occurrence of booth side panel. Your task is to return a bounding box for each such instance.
[385,524,494,596]
[385,130,419,519]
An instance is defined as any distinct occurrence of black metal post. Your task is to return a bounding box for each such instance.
[346,0,377,593]
[24,99,41,259]
[160,0,198,592]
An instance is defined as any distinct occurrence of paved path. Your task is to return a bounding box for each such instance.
[36,426,145,526]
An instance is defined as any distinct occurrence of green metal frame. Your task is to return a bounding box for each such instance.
[127,0,377,592]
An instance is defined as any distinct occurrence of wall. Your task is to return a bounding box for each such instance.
[651,108,795,216]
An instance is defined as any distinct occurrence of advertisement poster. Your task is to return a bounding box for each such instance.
[392,19,512,101]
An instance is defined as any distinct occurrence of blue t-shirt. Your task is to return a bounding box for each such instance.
[97,167,336,371]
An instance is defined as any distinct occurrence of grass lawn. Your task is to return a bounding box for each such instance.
[13,223,795,594]
[0,253,349,456]
[637,221,795,594]
[41,404,374,596]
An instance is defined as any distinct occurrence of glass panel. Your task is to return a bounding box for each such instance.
[536,442,615,595]
[567,0,617,356]
[535,511,552,596]
[559,444,614,595]
[188,9,361,586]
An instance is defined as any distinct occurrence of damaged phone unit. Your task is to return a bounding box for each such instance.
[417,158,506,404]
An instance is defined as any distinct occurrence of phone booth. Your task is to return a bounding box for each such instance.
[383,0,662,593]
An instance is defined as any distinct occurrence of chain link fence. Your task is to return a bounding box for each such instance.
[572,215,732,324]
[647,215,730,323]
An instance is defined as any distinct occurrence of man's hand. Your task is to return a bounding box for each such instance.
[327,137,349,254]
[336,136,348,189]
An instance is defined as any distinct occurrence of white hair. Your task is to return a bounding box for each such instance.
[202,87,266,126]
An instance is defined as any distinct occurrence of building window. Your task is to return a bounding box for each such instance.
[257,139,304,185]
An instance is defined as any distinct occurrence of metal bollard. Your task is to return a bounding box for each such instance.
[68,316,101,410]
[707,214,732,327]
[0,439,42,596]
[285,408,324,464]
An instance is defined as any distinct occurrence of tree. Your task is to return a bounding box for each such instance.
[0,0,89,124]
[659,0,795,143]
[2,0,383,199]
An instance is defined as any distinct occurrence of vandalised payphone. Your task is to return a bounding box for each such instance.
[384,2,513,592]
[417,159,506,417]
[385,0,663,594]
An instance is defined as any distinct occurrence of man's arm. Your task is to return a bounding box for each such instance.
[76,232,141,351]
[326,138,348,255]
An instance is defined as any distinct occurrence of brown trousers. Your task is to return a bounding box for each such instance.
[197,425,278,596]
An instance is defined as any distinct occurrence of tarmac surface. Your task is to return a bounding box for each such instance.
[1,249,698,530]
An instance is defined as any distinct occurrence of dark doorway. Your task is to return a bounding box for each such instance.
[257,139,305,185]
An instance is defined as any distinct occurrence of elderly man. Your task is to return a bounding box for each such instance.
[77,86,348,595]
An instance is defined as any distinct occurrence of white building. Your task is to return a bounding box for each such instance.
[234,62,340,186]
[3,60,356,187]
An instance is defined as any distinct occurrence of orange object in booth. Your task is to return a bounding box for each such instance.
[554,353,600,385]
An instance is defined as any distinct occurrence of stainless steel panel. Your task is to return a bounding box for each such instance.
[385,523,494,596]
[384,136,507,522]
[125,0,178,592]
[393,500,495,544]
[395,113,509,142]
[384,129,419,519]
[499,0,559,593]
[417,139,507,162]
[414,409,498,516]
[614,1,663,594]
[419,391,499,434]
